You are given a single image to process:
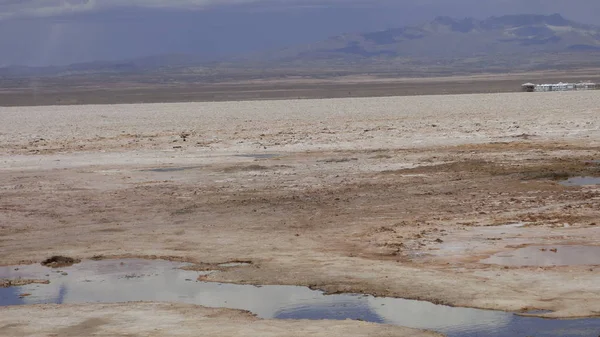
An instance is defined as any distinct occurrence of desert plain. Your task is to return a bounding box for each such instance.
[1,90,600,336]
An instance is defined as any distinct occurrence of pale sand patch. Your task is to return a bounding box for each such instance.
[0,302,440,337]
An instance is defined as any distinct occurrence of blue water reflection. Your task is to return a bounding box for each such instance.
[1,259,598,337]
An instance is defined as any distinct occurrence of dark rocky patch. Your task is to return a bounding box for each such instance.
[41,256,81,268]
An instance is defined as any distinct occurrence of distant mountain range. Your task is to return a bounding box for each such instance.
[267,13,600,61]
[2,14,600,78]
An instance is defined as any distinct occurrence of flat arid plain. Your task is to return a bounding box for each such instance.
[1,91,600,336]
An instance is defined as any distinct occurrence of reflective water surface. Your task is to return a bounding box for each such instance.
[143,166,202,172]
[561,176,600,186]
[481,245,600,266]
[1,259,598,337]
[234,153,280,159]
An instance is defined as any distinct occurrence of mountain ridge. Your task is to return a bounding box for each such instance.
[2,14,600,78]
[265,13,600,62]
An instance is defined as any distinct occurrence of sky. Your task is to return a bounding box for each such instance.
[1,0,599,66]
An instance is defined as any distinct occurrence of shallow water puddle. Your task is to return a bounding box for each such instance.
[1,259,599,337]
[481,245,600,267]
[561,176,600,186]
[234,153,280,159]
[143,166,203,173]
[217,262,252,268]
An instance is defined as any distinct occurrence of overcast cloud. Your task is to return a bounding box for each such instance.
[2,0,349,19]
[1,0,596,20]
[0,0,598,66]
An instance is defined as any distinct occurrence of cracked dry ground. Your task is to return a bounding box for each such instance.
[1,140,599,318]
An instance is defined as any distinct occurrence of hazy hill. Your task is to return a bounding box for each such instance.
[2,14,600,78]
[265,14,600,62]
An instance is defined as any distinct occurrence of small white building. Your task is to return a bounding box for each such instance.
[575,82,598,90]
[522,81,598,92]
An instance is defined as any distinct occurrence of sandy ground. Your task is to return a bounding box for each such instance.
[1,91,600,332]
[0,302,440,337]
[3,69,600,106]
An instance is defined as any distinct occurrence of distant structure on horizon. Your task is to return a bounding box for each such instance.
[521,81,598,92]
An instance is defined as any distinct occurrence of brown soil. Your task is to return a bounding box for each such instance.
[0,279,50,288]
[0,91,599,322]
